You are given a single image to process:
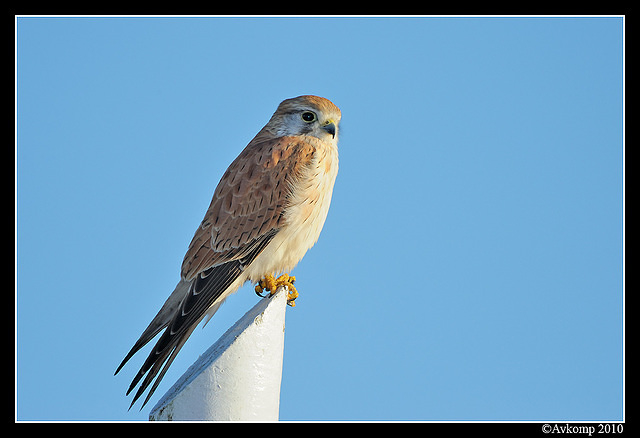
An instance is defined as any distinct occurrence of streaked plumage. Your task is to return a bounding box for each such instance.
[115,95,341,409]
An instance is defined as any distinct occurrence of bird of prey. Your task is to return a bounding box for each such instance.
[115,95,341,410]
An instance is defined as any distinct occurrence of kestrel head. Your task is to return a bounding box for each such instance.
[265,95,341,143]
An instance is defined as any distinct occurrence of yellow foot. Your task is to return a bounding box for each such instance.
[255,273,299,307]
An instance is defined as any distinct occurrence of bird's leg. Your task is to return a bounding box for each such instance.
[255,273,299,307]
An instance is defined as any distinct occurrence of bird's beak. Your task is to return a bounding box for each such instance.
[322,121,337,139]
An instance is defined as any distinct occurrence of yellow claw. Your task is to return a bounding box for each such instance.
[255,273,299,306]
[286,283,299,307]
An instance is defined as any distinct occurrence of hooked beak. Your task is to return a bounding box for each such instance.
[322,121,337,139]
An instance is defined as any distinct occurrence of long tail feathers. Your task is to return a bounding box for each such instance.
[115,232,276,410]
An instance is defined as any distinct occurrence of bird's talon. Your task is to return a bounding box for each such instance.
[255,283,266,297]
[255,273,299,306]
[286,285,299,307]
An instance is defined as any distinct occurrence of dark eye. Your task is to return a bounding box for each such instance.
[301,111,317,123]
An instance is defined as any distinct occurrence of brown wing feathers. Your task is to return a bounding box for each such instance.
[181,137,314,280]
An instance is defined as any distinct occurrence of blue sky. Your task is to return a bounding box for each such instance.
[16,16,624,421]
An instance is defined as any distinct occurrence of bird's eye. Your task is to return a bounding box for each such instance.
[301,111,317,123]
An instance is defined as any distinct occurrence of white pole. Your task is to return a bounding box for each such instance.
[149,287,287,421]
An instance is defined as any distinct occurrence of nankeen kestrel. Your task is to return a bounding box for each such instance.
[115,95,341,409]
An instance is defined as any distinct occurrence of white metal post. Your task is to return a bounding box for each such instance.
[149,288,287,421]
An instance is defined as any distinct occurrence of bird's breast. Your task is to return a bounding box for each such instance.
[245,141,338,280]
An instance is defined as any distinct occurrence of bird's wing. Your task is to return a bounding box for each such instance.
[180,135,316,280]
[117,136,316,409]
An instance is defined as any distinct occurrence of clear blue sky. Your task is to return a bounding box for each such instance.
[16,16,624,421]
